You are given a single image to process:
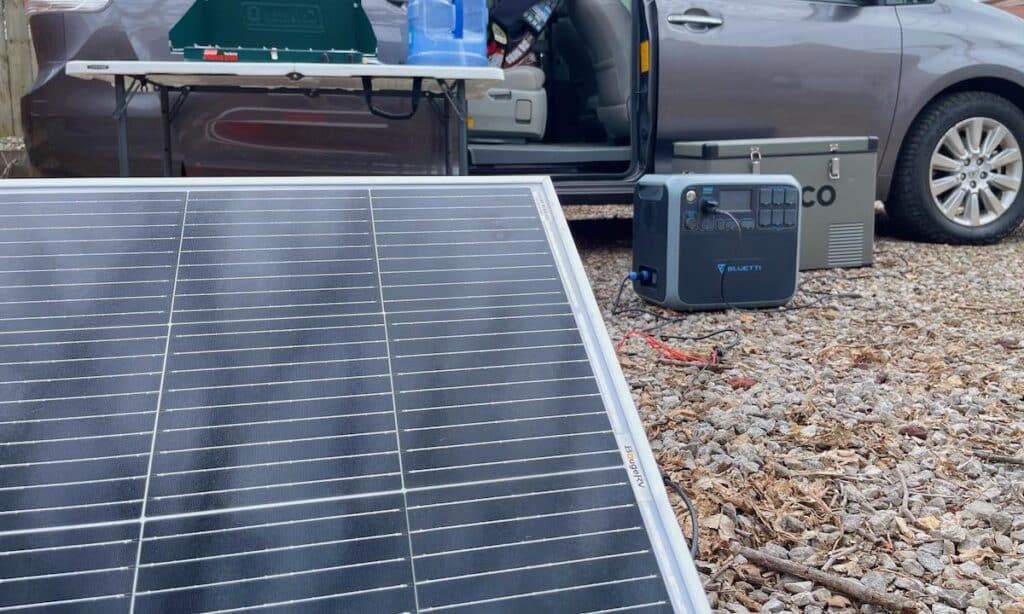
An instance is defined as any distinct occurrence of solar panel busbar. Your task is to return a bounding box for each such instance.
[0,176,709,613]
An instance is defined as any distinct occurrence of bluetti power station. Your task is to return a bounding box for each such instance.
[633,174,802,311]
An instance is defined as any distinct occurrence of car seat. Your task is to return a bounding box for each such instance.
[467,0,549,141]
[567,0,631,140]
[468,65,548,141]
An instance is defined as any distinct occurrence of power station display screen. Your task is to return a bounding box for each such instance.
[718,189,753,212]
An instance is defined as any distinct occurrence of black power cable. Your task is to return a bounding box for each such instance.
[663,473,700,560]
[611,275,742,356]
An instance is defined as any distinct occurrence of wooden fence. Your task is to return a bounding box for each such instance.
[0,0,35,137]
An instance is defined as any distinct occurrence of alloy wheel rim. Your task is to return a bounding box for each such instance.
[929,117,1022,227]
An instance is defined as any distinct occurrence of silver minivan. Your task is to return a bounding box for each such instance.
[21,0,1024,243]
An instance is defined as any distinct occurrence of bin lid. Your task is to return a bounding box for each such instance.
[170,0,378,63]
[674,136,878,160]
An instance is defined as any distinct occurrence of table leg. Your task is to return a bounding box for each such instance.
[160,88,173,177]
[443,90,453,176]
[114,75,130,177]
[457,81,468,176]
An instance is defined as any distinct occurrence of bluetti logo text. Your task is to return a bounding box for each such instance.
[717,263,764,274]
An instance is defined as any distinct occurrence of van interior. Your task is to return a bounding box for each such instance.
[467,0,635,175]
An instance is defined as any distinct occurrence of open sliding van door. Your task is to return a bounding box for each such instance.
[651,0,901,173]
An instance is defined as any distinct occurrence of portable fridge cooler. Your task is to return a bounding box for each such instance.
[672,137,878,270]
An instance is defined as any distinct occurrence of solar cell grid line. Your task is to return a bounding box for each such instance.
[0,177,708,614]
[134,188,418,614]
[0,189,187,614]
[369,185,679,613]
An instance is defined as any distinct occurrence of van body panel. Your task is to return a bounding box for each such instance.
[651,0,901,199]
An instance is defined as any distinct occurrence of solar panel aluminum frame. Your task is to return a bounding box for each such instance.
[0,175,709,614]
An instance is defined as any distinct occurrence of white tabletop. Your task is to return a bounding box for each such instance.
[65,60,504,99]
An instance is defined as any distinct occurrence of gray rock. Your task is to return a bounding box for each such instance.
[732,442,763,466]
[968,587,992,608]
[965,500,996,520]
[791,592,815,607]
[994,534,1015,553]
[960,531,993,552]
[917,547,946,573]
[785,581,813,594]
[931,605,959,614]
[966,608,987,614]
[990,511,1013,534]
[780,514,806,533]
[860,571,894,592]
[746,426,767,438]
[761,598,786,614]
[868,510,897,533]
[919,540,944,556]
[895,576,924,591]
[939,589,970,609]
[901,559,926,577]
[958,561,983,577]
[788,547,817,563]
[962,459,985,479]
[803,607,823,614]
[762,543,790,560]
[811,588,831,603]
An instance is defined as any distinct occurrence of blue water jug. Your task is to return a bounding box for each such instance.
[407,0,488,66]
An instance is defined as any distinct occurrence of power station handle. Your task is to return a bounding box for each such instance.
[362,77,423,120]
[453,0,464,38]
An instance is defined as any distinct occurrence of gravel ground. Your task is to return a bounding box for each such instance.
[569,208,1024,613]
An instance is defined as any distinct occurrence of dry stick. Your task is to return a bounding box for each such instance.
[972,449,1024,466]
[959,305,1024,315]
[895,466,916,524]
[821,544,858,572]
[736,547,919,613]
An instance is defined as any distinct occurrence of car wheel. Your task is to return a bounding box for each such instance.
[890,92,1024,244]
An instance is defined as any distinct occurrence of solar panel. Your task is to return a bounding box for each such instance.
[0,177,708,614]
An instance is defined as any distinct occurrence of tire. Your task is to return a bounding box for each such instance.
[889,91,1024,244]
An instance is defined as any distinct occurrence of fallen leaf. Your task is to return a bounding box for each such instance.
[727,376,757,390]
[899,425,928,440]
[731,433,752,446]
[828,595,852,608]
[704,513,736,540]
[958,547,991,563]
[667,408,699,422]
[832,560,864,577]
[894,517,915,541]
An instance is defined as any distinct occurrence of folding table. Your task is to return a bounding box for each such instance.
[65,61,504,177]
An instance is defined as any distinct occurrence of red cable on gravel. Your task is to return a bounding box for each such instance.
[616,330,719,366]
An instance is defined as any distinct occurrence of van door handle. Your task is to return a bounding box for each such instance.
[667,13,724,29]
